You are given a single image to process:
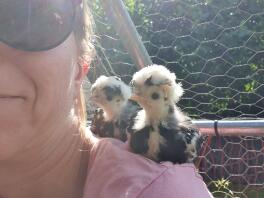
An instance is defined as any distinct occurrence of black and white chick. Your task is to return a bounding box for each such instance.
[128,65,201,164]
[90,75,140,142]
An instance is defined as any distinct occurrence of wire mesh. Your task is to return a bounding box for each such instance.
[87,0,264,197]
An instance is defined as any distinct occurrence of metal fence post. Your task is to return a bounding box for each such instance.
[99,0,153,69]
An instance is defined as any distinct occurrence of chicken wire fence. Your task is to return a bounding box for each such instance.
[85,0,264,197]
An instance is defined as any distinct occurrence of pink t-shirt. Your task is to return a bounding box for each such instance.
[83,138,213,198]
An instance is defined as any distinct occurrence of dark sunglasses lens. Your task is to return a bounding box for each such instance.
[0,0,75,51]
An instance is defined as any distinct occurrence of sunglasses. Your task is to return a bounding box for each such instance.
[0,0,81,52]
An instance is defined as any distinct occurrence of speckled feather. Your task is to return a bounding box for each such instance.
[129,65,202,164]
[90,76,140,141]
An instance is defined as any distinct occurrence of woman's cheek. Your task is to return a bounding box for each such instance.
[0,34,78,160]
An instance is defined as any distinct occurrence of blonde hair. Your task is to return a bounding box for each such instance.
[73,1,95,140]
[74,1,94,62]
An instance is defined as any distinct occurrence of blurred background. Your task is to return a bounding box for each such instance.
[85,0,264,197]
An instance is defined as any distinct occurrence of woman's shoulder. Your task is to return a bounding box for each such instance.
[83,138,213,198]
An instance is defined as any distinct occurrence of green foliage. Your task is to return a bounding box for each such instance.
[249,63,258,71]
[88,0,264,119]
[211,178,239,198]
[124,0,136,14]
[244,80,257,93]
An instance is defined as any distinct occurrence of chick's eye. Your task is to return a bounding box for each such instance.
[151,92,160,100]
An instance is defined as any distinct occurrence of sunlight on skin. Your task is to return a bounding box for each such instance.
[0,33,88,198]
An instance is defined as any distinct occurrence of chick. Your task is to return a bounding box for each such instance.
[128,65,201,164]
[90,75,140,141]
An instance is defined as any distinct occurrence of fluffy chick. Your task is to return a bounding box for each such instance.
[90,75,140,141]
[128,65,201,164]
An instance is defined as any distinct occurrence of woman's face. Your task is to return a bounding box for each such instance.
[0,33,80,160]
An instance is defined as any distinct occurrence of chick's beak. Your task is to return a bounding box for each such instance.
[130,94,150,107]
[90,91,100,103]
[91,95,99,103]
[130,94,141,102]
